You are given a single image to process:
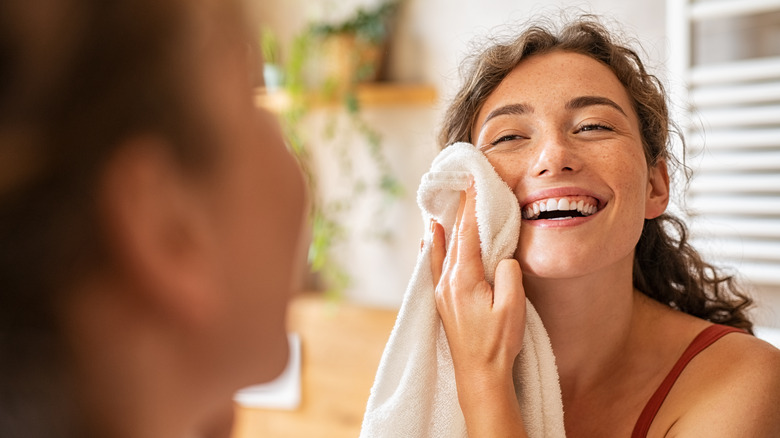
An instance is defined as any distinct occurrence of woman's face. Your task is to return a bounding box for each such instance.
[191,15,307,384]
[472,51,668,281]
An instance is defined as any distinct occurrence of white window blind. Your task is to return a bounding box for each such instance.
[667,0,780,287]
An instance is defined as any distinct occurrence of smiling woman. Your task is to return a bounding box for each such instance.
[472,50,668,281]
[430,16,780,438]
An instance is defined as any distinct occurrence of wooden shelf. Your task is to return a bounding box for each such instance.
[255,83,437,112]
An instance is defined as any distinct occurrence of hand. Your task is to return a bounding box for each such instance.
[430,182,526,377]
[430,182,528,437]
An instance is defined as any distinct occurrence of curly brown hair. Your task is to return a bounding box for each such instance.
[438,15,754,332]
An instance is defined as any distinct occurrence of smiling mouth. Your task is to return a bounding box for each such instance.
[522,196,600,220]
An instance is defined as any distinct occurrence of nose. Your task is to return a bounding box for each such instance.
[529,132,580,177]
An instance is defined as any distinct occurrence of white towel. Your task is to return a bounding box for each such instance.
[360,142,566,438]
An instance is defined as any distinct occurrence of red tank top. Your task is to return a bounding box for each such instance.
[631,324,747,437]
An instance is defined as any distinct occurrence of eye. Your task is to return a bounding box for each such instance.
[490,134,526,146]
[575,123,614,133]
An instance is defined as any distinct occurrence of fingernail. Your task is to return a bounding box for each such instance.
[430,218,436,234]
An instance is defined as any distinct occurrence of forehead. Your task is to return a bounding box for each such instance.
[475,51,636,125]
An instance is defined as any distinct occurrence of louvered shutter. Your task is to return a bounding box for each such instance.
[667,0,780,289]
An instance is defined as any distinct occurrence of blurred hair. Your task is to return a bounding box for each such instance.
[0,0,249,436]
[438,15,754,332]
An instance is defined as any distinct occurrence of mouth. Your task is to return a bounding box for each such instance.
[521,195,601,221]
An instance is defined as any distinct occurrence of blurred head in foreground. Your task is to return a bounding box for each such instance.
[0,0,307,437]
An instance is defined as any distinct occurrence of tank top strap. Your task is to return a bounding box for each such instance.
[631,324,747,438]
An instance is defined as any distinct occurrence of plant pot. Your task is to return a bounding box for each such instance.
[322,33,384,92]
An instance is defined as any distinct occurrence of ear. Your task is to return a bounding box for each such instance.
[645,158,670,220]
[98,136,220,328]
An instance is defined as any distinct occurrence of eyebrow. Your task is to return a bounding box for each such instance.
[565,95,627,116]
[479,95,628,129]
[480,103,533,128]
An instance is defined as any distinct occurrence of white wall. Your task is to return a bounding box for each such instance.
[389,0,668,95]
[253,0,669,308]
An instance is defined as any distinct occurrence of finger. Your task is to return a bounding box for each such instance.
[453,189,467,231]
[455,182,483,277]
[448,190,468,263]
[493,258,525,312]
[430,220,446,286]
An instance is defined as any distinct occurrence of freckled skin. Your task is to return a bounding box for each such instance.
[471,51,664,280]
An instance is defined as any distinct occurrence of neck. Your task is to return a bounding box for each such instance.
[523,254,639,396]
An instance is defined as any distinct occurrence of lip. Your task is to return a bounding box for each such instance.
[523,213,597,228]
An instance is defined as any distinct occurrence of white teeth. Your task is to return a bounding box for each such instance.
[521,197,599,220]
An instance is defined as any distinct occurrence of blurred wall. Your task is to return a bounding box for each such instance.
[254,0,668,89]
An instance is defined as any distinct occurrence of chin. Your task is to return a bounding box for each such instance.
[516,246,593,278]
[521,263,592,281]
[253,326,291,384]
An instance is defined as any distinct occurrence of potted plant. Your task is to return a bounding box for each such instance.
[311,1,399,93]
[271,1,404,299]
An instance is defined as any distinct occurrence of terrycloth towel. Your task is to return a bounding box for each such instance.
[360,142,566,438]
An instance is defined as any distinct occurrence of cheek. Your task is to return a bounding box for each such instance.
[615,160,651,214]
[485,153,526,188]
[240,137,306,301]
[221,146,306,382]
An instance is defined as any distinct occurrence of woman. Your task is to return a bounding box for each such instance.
[430,17,780,437]
[0,0,306,437]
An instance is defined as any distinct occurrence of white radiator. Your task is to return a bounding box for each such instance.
[667,0,780,293]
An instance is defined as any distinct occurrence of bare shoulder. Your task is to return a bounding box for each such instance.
[659,329,780,437]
